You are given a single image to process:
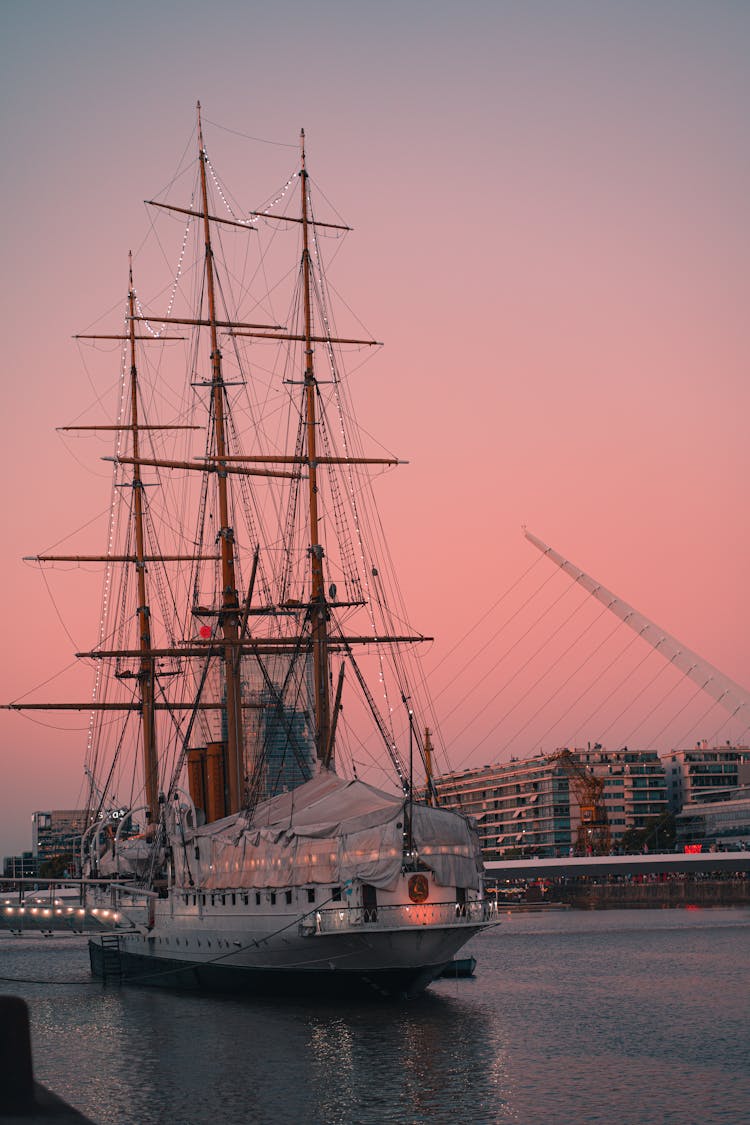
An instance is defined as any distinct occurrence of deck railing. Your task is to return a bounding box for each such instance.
[306,898,492,935]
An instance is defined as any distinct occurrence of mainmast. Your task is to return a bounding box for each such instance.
[299,129,332,764]
[197,102,245,812]
[126,255,159,825]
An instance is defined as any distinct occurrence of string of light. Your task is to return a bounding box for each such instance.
[1,900,120,923]
[308,194,396,737]
[134,213,192,336]
[205,150,297,225]
[85,332,129,767]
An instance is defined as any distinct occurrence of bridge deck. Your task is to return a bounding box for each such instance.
[485,852,750,880]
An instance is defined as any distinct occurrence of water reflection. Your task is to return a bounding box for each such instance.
[305,995,511,1124]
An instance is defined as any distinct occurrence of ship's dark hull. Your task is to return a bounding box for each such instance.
[89,938,450,1000]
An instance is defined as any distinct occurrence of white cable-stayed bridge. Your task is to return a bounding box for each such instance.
[427,530,749,776]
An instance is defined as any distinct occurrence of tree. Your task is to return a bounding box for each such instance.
[38,854,75,878]
[620,813,676,854]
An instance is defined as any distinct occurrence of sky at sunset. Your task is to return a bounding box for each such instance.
[1,0,749,858]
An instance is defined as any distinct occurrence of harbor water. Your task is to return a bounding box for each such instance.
[2,907,748,1124]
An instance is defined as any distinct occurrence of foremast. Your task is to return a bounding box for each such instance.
[17,261,171,829]
[126,257,159,825]
[299,129,332,765]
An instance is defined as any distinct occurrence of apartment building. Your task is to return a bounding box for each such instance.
[664,744,750,812]
[433,746,668,858]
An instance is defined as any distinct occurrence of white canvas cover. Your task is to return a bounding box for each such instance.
[172,773,483,892]
[98,838,160,878]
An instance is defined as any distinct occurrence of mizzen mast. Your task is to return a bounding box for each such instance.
[196,101,245,812]
[299,129,332,765]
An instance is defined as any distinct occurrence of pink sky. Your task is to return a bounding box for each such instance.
[1,1,749,856]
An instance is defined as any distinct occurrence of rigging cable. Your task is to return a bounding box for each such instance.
[471,599,613,756]
[442,571,580,733]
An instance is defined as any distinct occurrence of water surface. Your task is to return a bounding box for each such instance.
[2,907,748,1124]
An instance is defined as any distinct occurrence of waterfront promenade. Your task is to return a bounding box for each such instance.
[486,851,750,907]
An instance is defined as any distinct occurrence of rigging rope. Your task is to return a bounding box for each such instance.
[472,599,612,755]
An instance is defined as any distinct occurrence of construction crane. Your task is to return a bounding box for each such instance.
[549,749,611,855]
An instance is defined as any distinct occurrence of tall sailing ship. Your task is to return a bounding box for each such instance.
[12,107,490,997]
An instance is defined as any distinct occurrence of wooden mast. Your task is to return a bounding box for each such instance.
[299,129,332,765]
[126,255,159,825]
[197,101,244,813]
[424,727,435,806]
